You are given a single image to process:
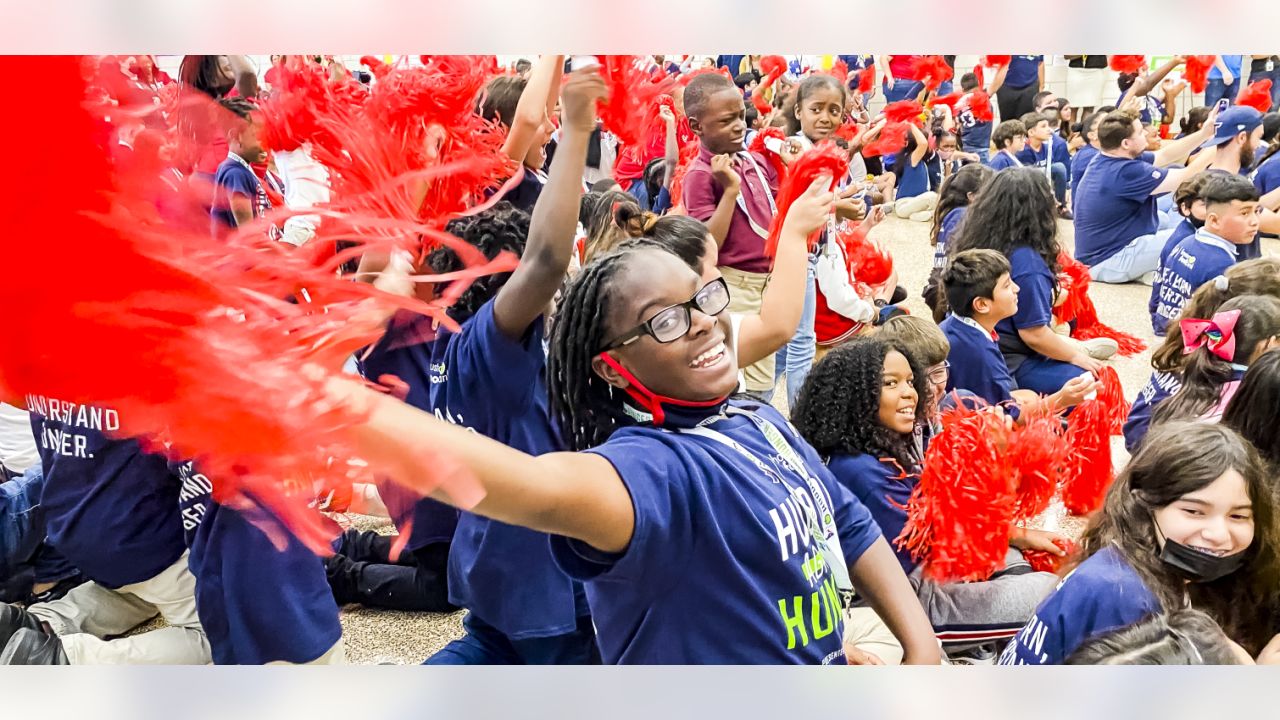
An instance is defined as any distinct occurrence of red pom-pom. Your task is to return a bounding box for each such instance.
[909,55,954,92]
[830,60,849,86]
[762,142,848,258]
[747,126,789,181]
[751,90,773,116]
[974,64,985,89]
[1062,367,1128,516]
[1239,79,1274,113]
[838,222,893,287]
[1053,254,1147,356]
[667,141,702,211]
[1183,56,1216,94]
[1023,538,1076,574]
[931,92,964,112]
[598,55,677,148]
[359,55,392,79]
[969,90,995,123]
[760,55,788,84]
[1007,410,1071,523]
[856,66,876,95]
[834,120,862,143]
[861,122,909,158]
[983,55,1012,68]
[1110,55,1146,74]
[885,100,925,125]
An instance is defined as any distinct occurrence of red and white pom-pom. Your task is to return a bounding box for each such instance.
[910,55,954,92]
[1239,79,1274,113]
[983,55,1012,68]
[1183,56,1216,94]
[1062,367,1128,516]
[762,142,848,258]
[747,126,789,181]
[898,400,1018,583]
[1110,55,1146,74]
[1053,254,1147,356]
[1007,409,1071,523]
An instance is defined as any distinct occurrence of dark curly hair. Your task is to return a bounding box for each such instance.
[949,166,1062,276]
[1224,349,1280,468]
[430,201,531,323]
[791,337,929,470]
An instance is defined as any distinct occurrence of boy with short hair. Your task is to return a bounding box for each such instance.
[1148,173,1213,334]
[1017,112,1071,215]
[955,73,994,164]
[210,98,273,239]
[988,120,1027,171]
[1151,174,1262,331]
[940,250,1095,413]
[683,72,782,399]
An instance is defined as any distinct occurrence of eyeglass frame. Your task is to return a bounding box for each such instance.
[926,360,951,385]
[600,277,731,352]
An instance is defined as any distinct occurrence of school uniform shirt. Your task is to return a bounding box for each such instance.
[933,207,966,271]
[1004,56,1044,90]
[626,180,672,215]
[551,400,883,664]
[24,395,186,588]
[1253,153,1280,195]
[1117,89,1166,126]
[999,546,1160,665]
[1151,230,1239,338]
[941,314,1017,406]
[826,453,917,573]
[361,300,588,638]
[925,155,963,193]
[1069,145,1099,207]
[176,461,340,665]
[1073,152,1169,267]
[685,144,780,274]
[995,246,1057,375]
[1148,218,1200,334]
[987,150,1022,172]
[896,153,930,199]
[1122,371,1181,453]
[488,166,546,215]
[956,96,992,155]
[211,153,272,235]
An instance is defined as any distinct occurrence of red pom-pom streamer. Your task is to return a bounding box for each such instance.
[1023,538,1076,574]
[1239,79,1274,113]
[747,126,789,182]
[885,99,925,125]
[856,66,876,95]
[861,122,909,158]
[830,60,849,86]
[760,55,788,84]
[968,90,995,123]
[762,142,848,258]
[930,92,964,113]
[1110,55,1147,74]
[1007,409,1071,523]
[667,141,703,211]
[359,55,393,79]
[598,55,677,148]
[983,55,1012,68]
[910,55,954,92]
[1062,367,1128,516]
[838,222,893,288]
[974,65,985,89]
[1053,254,1147,356]
[1183,56,1216,94]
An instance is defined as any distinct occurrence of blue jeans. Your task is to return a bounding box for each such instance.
[774,255,818,408]
[1014,356,1085,397]
[1087,233,1164,284]
[0,466,76,586]
[883,80,924,104]
[1204,78,1232,108]
[1157,194,1179,231]
[425,612,600,665]
[1050,162,1068,204]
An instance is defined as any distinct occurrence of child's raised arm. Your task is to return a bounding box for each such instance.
[492,66,606,340]
[501,55,565,164]
[340,377,636,554]
[661,104,679,189]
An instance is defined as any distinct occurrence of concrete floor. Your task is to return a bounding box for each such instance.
[336,216,1276,664]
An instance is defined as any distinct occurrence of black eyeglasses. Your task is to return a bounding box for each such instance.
[927,361,950,385]
[601,277,731,352]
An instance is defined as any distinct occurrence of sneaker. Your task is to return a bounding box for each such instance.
[1138,271,1158,286]
[0,603,44,651]
[890,286,909,304]
[1057,205,1074,220]
[24,574,86,606]
[1082,337,1119,361]
[948,643,998,665]
[0,627,68,665]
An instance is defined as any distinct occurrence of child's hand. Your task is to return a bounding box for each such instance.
[1011,527,1070,556]
[845,644,886,665]
[1070,353,1105,374]
[710,154,741,193]
[780,176,835,238]
[858,203,886,231]
[658,105,676,126]
[560,66,608,134]
[834,185,868,221]
[1056,373,1099,407]
[779,138,804,166]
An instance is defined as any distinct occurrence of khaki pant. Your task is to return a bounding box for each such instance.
[719,265,774,393]
[894,192,938,223]
[29,552,211,665]
[268,640,346,666]
[843,606,905,665]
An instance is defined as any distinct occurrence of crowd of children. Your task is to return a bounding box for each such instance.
[4,52,1280,666]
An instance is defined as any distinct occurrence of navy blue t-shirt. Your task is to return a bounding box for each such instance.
[988,151,1022,172]
[995,246,1057,374]
[1016,139,1062,172]
[1070,145,1099,206]
[934,207,966,270]
[826,452,917,573]
[1122,371,1182,453]
[999,547,1160,665]
[1004,56,1043,89]
[361,300,587,638]
[627,180,673,215]
[1074,153,1169,266]
[1151,231,1238,338]
[941,314,1017,406]
[1149,219,1200,334]
[552,401,882,664]
[956,97,992,154]
[487,166,546,215]
[1254,153,1280,195]
[897,153,930,199]
[25,394,185,588]
[211,154,269,233]
[176,461,340,664]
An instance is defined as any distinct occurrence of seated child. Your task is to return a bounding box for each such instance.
[939,250,1095,413]
[1149,172,1212,334]
[793,337,1064,663]
[987,120,1027,171]
[923,164,995,320]
[1066,609,1253,665]
[1151,174,1262,335]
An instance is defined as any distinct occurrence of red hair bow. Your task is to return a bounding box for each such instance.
[1181,309,1240,361]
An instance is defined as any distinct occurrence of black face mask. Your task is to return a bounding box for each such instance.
[1158,538,1248,583]
[1188,215,1206,229]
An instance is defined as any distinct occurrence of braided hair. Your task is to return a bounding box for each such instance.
[430,201,531,323]
[546,248,642,451]
[792,337,929,470]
